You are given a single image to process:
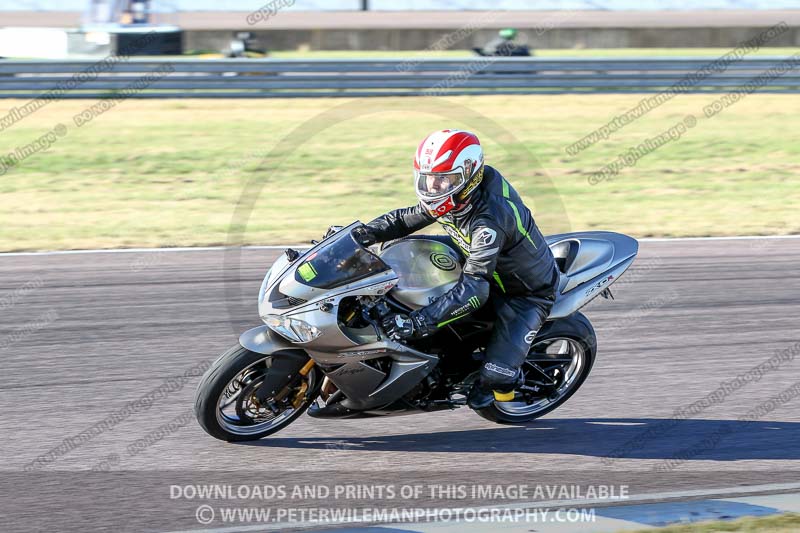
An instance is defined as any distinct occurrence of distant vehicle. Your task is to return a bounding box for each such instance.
[227,31,267,58]
[473,28,532,57]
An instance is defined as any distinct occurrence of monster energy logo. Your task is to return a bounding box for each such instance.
[469,296,480,309]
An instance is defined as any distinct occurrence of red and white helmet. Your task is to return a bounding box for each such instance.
[414,129,484,218]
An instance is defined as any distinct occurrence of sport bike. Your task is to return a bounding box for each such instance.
[194,222,638,441]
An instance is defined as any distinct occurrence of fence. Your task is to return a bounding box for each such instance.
[0,57,798,98]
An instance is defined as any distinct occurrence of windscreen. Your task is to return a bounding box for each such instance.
[294,231,390,289]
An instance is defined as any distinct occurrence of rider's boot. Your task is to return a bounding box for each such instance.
[467,370,524,410]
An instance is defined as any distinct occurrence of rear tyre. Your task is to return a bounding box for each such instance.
[194,344,320,442]
[475,312,596,424]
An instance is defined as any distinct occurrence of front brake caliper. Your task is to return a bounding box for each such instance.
[291,382,309,409]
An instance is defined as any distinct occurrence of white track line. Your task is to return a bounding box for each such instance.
[638,234,800,242]
[161,481,800,533]
[1,234,799,257]
[0,245,310,257]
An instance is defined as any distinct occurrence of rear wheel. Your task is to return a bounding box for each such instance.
[475,312,596,424]
[194,345,320,441]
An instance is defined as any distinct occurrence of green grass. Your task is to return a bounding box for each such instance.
[627,513,800,533]
[1,93,799,251]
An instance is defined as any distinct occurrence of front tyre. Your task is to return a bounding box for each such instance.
[475,312,596,424]
[194,345,320,442]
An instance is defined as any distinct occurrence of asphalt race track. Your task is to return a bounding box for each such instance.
[1,237,799,532]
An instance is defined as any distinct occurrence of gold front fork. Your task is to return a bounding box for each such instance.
[298,358,316,376]
[291,359,316,408]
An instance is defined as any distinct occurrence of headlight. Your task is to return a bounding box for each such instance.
[262,314,322,344]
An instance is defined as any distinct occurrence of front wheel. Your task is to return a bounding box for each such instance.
[475,312,596,424]
[194,345,320,441]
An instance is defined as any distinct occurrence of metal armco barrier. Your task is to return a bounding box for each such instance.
[0,57,798,98]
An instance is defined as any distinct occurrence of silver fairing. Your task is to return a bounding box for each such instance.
[257,222,397,352]
[255,222,440,410]
[546,231,639,319]
[248,223,637,411]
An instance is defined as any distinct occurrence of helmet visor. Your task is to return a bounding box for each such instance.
[415,169,465,200]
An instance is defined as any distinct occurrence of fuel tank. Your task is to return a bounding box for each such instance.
[378,239,462,309]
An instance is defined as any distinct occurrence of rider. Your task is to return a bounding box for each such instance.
[352,129,559,410]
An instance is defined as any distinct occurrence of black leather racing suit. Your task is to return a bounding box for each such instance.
[365,165,560,388]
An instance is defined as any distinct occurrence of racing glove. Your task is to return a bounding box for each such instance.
[351,225,378,247]
[382,312,433,341]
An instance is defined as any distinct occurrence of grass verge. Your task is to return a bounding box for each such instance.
[627,513,800,533]
[1,94,798,251]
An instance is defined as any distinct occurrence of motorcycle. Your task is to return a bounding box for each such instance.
[194,222,638,441]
